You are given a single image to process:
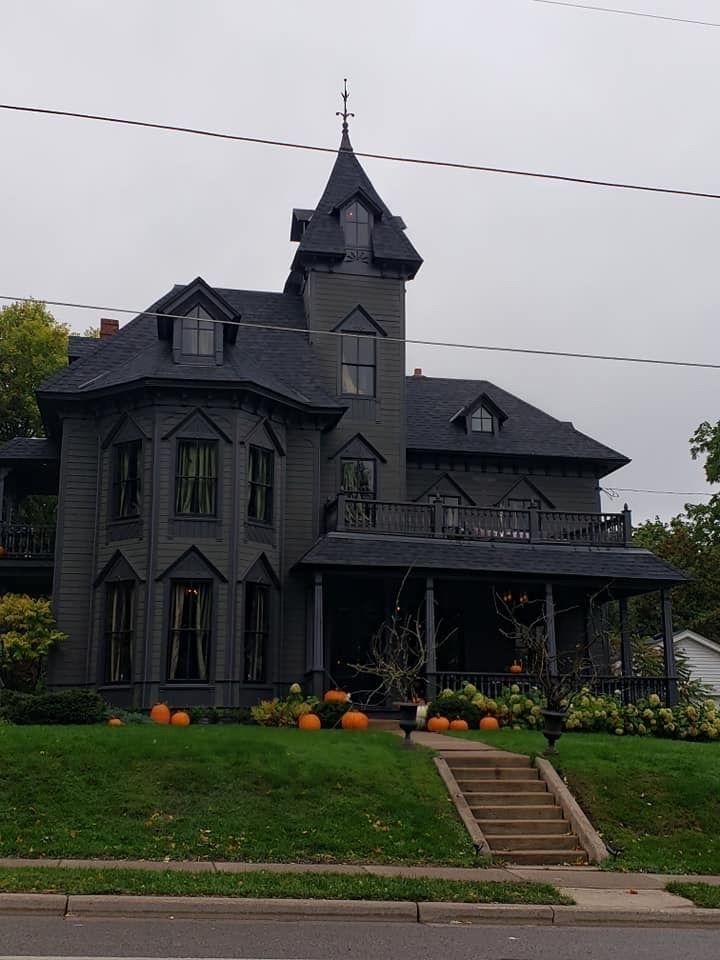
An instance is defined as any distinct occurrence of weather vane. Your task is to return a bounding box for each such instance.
[336,78,354,135]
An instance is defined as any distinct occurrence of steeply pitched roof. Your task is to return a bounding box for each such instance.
[38,286,344,416]
[299,533,688,586]
[292,134,422,275]
[406,376,629,471]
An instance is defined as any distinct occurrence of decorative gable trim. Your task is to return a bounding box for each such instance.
[330,186,383,218]
[494,477,554,509]
[242,418,286,457]
[450,392,508,427]
[101,413,150,450]
[93,549,144,587]
[413,473,476,505]
[331,305,387,337]
[155,545,228,583]
[328,432,387,463]
[162,408,232,444]
[239,551,281,589]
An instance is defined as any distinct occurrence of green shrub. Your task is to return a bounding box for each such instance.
[314,699,350,728]
[0,689,106,725]
[427,690,481,726]
[251,696,317,727]
[0,594,66,692]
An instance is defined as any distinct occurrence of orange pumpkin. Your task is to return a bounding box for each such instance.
[170,710,191,726]
[108,717,123,727]
[509,661,523,674]
[298,713,321,730]
[0,545,6,558]
[427,716,450,732]
[449,719,469,731]
[324,689,349,704]
[150,702,171,725]
[341,709,369,730]
[479,716,500,731]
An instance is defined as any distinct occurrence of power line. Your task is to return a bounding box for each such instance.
[2,293,720,372]
[533,0,720,28]
[2,102,720,202]
[603,486,715,497]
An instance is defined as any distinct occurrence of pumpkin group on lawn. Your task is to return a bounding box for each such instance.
[449,719,469,731]
[479,715,500,731]
[108,717,123,727]
[171,710,191,726]
[323,689,349,703]
[150,702,171,725]
[341,709,369,730]
[298,712,321,730]
[427,715,450,732]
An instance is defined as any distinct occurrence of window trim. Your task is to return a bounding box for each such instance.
[103,580,134,685]
[166,579,213,684]
[247,445,275,526]
[111,439,142,520]
[340,332,376,397]
[174,438,219,518]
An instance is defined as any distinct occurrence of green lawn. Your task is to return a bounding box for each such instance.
[666,883,720,908]
[0,726,474,865]
[0,866,570,904]
[452,729,720,874]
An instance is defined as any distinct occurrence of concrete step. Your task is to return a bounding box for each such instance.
[442,753,531,768]
[484,833,580,852]
[472,804,563,820]
[464,791,555,806]
[492,849,588,866]
[449,766,540,781]
[477,818,571,835]
[457,778,546,793]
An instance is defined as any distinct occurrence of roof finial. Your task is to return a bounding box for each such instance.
[336,78,354,145]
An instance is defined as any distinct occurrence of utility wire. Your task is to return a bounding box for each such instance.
[603,486,714,497]
[2,293,720,372]
[533,0,720,28]
[1,102,720,202]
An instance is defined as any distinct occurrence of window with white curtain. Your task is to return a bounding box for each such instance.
[167,581,212,682]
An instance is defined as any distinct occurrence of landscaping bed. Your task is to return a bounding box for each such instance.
[0,866,570,904]
[0,725,473,865]
[453,728,720,874]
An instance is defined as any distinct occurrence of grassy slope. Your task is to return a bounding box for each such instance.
[0,726,474,865]
[0,866,570,904]
[453,729,720,874]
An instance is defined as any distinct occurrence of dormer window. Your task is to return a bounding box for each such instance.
[342,201,371,249]
[471,406,494,433]
[182,306,215,357]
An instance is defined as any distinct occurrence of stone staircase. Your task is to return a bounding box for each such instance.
[444,751,588,865]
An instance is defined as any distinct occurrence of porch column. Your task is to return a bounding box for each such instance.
[545,582,558,677]
[310,572,325,697]
[425,576,437,700]
[619,597,633,676]
[0,467,9,523]
[660,588,679,706]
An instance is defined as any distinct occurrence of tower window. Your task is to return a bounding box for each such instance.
[181,305,215,357]
[471,407,494,433]
[341,333,375,396]
[342,201,371,249]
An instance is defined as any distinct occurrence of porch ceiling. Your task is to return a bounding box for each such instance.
[298,533,688,590]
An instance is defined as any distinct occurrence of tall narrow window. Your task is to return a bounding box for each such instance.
[471,407,494,433]
[181,305,215,357]
[247,446,274,523]
[175,439,218,516]
[244,582,269,683]
[167,581,212,682]
[341,334,375,396]
[104,581,134,683]
[341,201,371,249]
[341,459,376,497]
[112,440,142,518]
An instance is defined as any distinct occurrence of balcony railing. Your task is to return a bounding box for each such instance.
[0,522,56,560]
[326,496,632,547]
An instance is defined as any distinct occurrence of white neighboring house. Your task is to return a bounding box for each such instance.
[674,630,720,704]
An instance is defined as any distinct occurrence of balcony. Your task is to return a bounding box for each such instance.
[0,522,56,560]
[326,496,632,548]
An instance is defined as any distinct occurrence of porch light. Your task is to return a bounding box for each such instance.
[501,590,529,605]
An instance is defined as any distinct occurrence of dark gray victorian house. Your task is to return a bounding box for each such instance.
[0,120,686,708]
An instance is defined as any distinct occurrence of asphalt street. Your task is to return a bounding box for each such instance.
[0,917,719,960]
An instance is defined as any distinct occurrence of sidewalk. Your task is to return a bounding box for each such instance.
[1,856,720,925]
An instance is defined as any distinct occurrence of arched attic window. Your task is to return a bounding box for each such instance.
[341,200,371,250]
[471,406,494,433]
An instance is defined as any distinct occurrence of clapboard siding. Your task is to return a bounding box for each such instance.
[676,635,720,703]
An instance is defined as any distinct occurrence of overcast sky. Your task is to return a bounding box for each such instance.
[1,0,718,523]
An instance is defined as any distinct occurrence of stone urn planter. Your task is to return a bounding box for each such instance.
[541,708,566,755]
[394,701,418,748]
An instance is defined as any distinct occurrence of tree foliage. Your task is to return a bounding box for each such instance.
[0,301,68,442]
[0,594,66,692]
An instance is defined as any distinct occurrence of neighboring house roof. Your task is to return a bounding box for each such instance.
[300,534,687,585]
[406,376,629,470]
[672,629,720,700]
[68,335,101,363]
[38,286,344,416]
[0,437,57,462]
[673,629,720,654]
[291,133,422,274]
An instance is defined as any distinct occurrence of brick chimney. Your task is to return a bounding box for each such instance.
[100,317,119,338]
[413,367,424,377]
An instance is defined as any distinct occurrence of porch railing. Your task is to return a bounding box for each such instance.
[327,496,632,547]
[0,521,56,560]
[427,671,673,705]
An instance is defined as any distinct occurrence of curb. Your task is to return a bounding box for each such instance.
[0,893,68,916]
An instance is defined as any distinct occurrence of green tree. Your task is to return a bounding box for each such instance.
[81,325,100,338]
[0,594,66,692]
[0,301,68,442]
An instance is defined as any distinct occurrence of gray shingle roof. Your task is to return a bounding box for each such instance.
[299,533,688,585]
[406,376,629,469]
[0,437,57,461]
[68,335,101,363]
[292,135,422,274]
[39,287,344,414]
